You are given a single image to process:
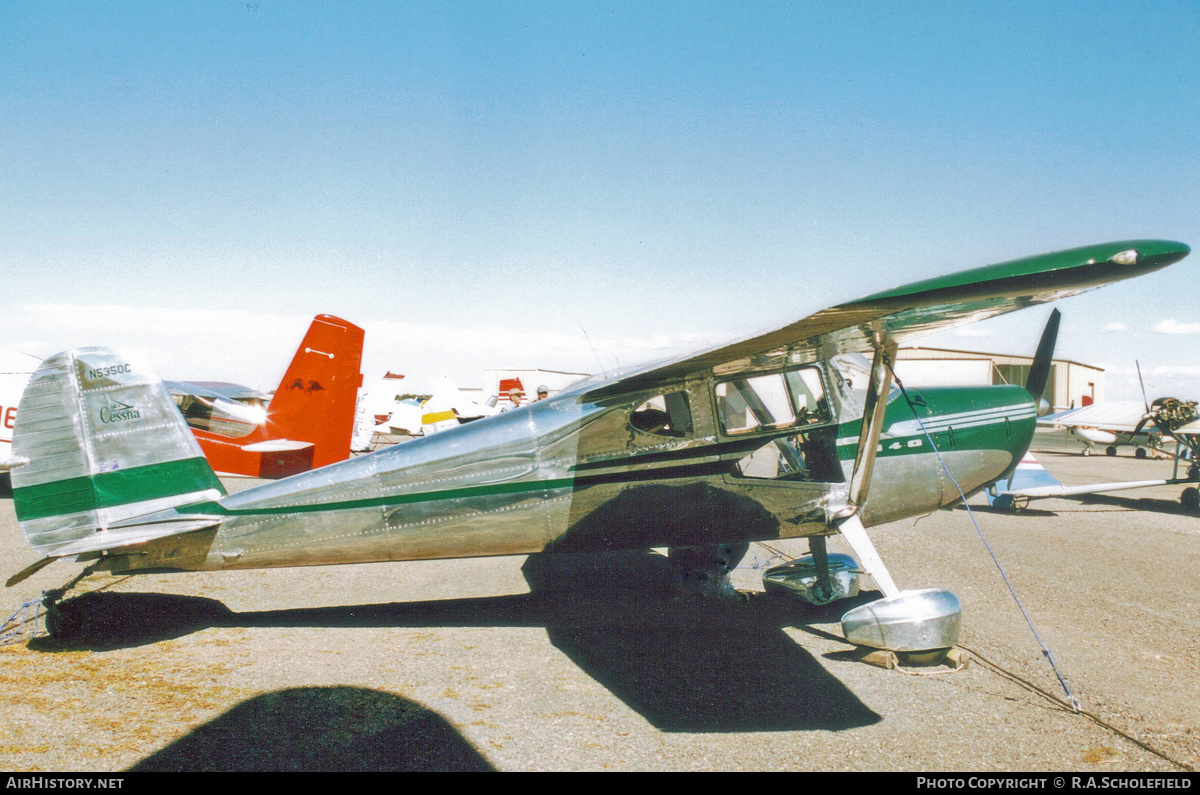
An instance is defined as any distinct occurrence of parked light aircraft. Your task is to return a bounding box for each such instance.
[5,240,1191,654]
[1041,360,1199,459]
[363,376,498,438]
[165,314,365,479]
[984,451,1195,509]
[1044,402,1168,457]
[418,376,499,434]
[0,349,40,475]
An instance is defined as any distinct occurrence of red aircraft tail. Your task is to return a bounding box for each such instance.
[263,314,365,470]
[192,314,365,478]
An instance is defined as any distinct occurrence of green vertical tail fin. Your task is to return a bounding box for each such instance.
[12,347,225,557]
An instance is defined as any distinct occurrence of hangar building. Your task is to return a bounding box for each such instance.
[894,347,1104,411]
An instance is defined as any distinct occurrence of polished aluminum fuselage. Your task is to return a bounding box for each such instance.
[131,364,1035,575]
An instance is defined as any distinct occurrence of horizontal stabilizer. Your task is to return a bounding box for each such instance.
[239,439,315,453]
[6,517,221,587]
[38,518,220,559]
[0,456,29,472]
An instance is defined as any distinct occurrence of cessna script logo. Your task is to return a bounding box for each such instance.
[99,398,140,424]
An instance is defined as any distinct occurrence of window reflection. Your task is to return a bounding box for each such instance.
[732,427,843,483]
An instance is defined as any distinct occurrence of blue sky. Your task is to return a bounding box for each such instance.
[2,2,1198,398]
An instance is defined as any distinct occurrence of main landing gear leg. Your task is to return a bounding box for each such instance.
[834,515,899,598]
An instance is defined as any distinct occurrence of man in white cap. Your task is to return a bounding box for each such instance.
[535,385,550,401]
[500,387,523,412]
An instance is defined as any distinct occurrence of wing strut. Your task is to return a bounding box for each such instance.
[837,336,902,598]
[848,338,897,510]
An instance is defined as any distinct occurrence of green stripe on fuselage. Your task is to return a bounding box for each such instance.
[165,387,1037,522]
[13,457,226,521]
[835,385,1036,461]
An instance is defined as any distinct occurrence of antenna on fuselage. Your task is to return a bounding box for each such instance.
[579,324,608,377]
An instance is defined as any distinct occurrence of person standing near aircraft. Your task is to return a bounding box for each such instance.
[500,387,523,411]
[536,385,549,401]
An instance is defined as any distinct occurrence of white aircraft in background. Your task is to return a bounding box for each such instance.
[0,349,42,474]
[1043,401,1168,458]
[1042,361,1198,459]
[362,375,499,439]
[417,376,498,434]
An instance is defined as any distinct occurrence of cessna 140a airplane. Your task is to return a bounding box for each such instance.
[5,240,1191,654]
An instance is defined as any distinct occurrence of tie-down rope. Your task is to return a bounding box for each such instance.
[885,358,1081,712]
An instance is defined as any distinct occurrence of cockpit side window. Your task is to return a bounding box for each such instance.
[715,366,831,435]
[731,426,843,483]
[630,391,693,437]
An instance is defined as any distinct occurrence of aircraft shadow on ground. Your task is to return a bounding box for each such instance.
[1073,492,1190,514]
[962,491,1191,518]
[966,504,1058,517]
[32,551,882,733]
[129,686,493,772]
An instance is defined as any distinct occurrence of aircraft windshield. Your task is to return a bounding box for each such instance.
[830,353,902,407]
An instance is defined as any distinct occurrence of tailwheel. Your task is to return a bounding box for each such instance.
[39,563,100,639]
[1082,447,1091,456]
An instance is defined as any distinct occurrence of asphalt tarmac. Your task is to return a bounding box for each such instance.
[0,430,1196,772]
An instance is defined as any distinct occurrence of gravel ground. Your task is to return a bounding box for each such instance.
[0,431,1197,772]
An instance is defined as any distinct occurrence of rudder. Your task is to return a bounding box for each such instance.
[265,314,365,468]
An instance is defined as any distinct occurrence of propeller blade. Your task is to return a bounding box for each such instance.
[1025,309,1060,410]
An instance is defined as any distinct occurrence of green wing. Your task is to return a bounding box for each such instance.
[589,239,1189,395]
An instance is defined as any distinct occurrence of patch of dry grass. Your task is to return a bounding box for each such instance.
[0,637,254,771]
